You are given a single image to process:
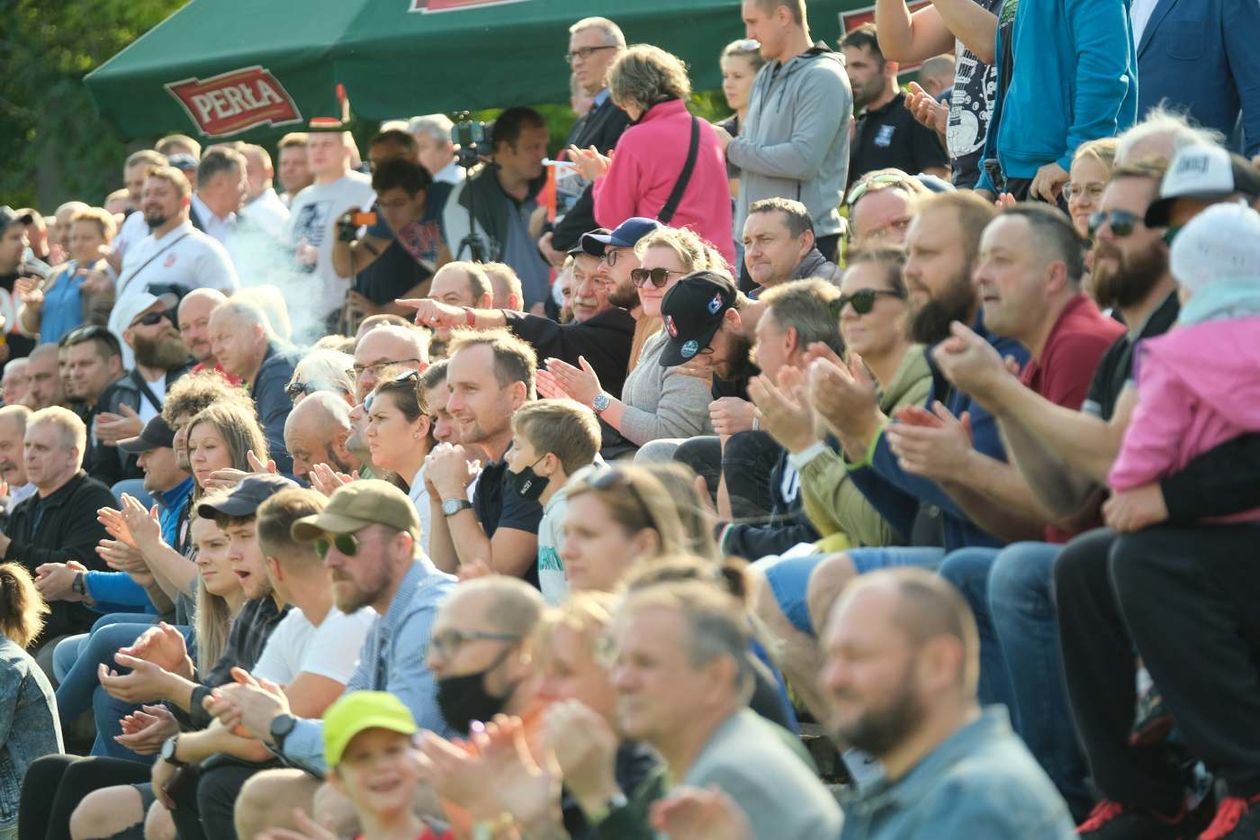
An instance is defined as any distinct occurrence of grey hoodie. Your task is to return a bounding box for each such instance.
[727,44,852,240]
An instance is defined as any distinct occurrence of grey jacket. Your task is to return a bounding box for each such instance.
[727,44,853,239]
[0,636,62,830]
[619,331,713,446]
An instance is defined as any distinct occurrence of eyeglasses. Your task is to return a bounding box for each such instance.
[1088,209,1140,238]
[599,247,627,267]
[1063,182,1105,203]
[351,358,423,379]
[833,288,906,316]
[564,45,617,64]
[286,380,315,400]
[133,310,174,328]
[314,532,360,559]
[629,267,686,289]
[429,628,522,660]
[846,172,916,207]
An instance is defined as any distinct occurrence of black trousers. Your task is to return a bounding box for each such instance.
[18,755,150,840]
[675,431,781,521]
[1056,524,1260,811]
[169,757,276,840]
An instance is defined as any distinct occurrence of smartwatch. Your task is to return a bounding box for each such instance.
[592,392,612,414]
[442,498,473,517]
[160,735,186,767]
[269,713,297,752]
[71,572,88,598]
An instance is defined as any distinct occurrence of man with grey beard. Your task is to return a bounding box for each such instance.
[92,292,193,485]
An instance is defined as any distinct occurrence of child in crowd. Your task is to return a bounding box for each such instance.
[504,399,603,605]
[320,691,451,840]
[1109,202,1260,521]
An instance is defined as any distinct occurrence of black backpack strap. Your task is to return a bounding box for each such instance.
[658,116,700,224]
[131,370,163,414]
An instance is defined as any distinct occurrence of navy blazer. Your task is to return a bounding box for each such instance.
[1136,0,1260,155]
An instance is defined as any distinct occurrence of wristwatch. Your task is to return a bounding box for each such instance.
[585,790,629,825]
[269,713,297,752]
[442,498,473,517]
[160,735,186,767]
[592,392,612,414]
[71,572,88,598]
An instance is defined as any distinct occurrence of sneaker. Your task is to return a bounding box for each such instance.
[1076,800,1189,839]
[1130,683,1175,748]
[1199,793,1260,840]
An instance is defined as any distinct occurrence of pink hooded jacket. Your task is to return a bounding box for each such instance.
[592,99,735,268]
[1109,315,1260,521]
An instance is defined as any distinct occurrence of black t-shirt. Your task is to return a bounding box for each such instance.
[849,92,949,185]
[473,459,544,585]
[1082,293,1178,421]
[353,238,432,305]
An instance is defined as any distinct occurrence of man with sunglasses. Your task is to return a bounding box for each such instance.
[217,480,455,836]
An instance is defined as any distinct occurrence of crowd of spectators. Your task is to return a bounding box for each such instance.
[0,0,1258,838]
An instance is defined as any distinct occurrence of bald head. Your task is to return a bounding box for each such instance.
[178,288,228,364]
[284,391,354,480]
[428,262,493,309]
[441,575,545,638]
[353,324,429,400]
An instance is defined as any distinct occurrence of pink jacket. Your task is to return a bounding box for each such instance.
[592,99,735,268]
[1110,315,1260,521]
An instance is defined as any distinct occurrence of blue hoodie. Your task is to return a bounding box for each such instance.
[977,0,1137,193]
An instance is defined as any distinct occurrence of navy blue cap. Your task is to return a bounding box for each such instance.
[198,474,297,519]
[582,217,662,255]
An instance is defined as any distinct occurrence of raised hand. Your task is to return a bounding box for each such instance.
[807,351,882,452]
[931,321,1019,407]
[119,622,190,675]
[95,405,144,445]
[905,81,947,141]
[98,506,137,548]
[246,450,278,474]
[542,356,601,408]
[396,297,466,329]
[567,145,612,181]
[543,700,620,814]
[308,463,357,498]
[747,368,817,453]
[119,494,162,547]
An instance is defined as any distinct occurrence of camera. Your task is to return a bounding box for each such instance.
[451,112,491,169]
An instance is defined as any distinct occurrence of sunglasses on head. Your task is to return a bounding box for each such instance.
[1088,209,1140,238]
[629,267,686,288]
[286,380,314,400]
[832,288,905,317]
[314,532,360,559]
[846,172,916,207]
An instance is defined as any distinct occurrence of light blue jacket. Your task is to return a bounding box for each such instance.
[977,0,1137,192]
[840,707,1075,839]
[0,636,63,830]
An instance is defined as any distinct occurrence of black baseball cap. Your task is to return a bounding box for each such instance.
[0,206,34,234]
[568,228,610,257]
[659,271,739,367]
[582,217,662,256]
[198,474,297,519]
[118,415,176,454]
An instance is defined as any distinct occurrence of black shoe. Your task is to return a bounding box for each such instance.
[1076,800,1191,839]
[1199,793,1260,839]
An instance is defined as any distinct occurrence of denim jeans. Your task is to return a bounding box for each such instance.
[940,543,1090,819]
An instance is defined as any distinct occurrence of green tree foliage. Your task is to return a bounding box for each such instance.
[0,0,184,210]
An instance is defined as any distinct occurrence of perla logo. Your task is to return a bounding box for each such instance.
[681,340,700,359]
[166,67,302,137]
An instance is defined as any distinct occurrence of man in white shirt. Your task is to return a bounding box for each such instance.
[408,114,465,187]
[107,149,168,272]
[239,144,291,240]
[285,131,375,328]
[110,165,239,368]
[191,148,247,246]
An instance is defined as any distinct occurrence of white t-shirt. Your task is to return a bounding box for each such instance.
[410,465,434,556]
[135,373,167,425]
[253,605,375,686]
[242,188,291,241]
[285,173,375,319]
[112,210,151,261]
[110,221,240,368]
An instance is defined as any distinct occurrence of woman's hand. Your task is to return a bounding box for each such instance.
[120,494,163,548]
[567,145,612,181]
[309,464,358,498]
[540,356,602,408]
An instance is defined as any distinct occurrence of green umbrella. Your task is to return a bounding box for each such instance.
[85,0,878,140]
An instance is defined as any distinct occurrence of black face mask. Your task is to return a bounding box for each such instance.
[506,457,547,501]
[436,646,516,734]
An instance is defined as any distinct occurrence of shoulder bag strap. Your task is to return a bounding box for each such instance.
[658,116,701,224]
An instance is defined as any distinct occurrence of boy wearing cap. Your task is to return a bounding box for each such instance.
[320,691,451,840]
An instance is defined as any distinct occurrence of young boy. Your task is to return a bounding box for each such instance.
[504,399,601,605]
[323,690,450,840]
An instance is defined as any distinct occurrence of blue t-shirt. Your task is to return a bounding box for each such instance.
[40,264,86,344]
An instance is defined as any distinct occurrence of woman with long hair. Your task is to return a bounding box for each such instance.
[364,370,437,550]
[538,228,719,448]
[0,563,61,840]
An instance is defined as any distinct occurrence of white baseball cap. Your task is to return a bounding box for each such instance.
[115,290,179,333]
[1146,145,1260,227]
[1170,201,1260,294]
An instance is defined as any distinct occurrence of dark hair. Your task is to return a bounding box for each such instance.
[372,157,432,197]
[841,23,883,62]
[846,246,908,296]
[492,107,547,150]
[196,148,246,189]
[60,325,122,360]
[418,358,449,393]
[370,129,419,156]
[748,197,814,238]
[446,328,537,398]
[1001,204,1088,285]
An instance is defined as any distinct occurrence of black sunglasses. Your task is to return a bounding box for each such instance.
[589,468,655,522]
[314,532,359,559]
[286,380,315,400]
[833,288,905,316]
[134,310,174,327]
[630,267,685,289]
[1088,209,1140,238]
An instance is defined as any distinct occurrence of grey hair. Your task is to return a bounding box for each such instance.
[289,349,355,399]
[408,114,454,145]
[1116,104,1226,165]
[759,279,846,358]
[568,16,626,48]
[608,45,691,112]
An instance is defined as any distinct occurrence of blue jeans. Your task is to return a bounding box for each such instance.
[940,543,1090,818]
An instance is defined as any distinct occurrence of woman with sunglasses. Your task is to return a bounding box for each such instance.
[286,348,356,407]
[538,228,718,449]
[559,466,690,593]
[569,45,735,267]
[364,371,437,551]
